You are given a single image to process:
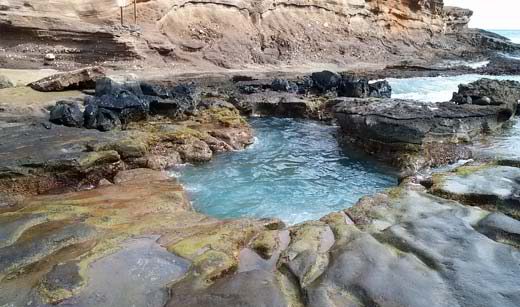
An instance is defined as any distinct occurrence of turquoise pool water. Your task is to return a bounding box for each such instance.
[174,118,396,225]
[176,74,520,224]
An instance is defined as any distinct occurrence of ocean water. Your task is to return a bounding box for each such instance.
[489,29,520,44]
[174,118,396,225]
[390,74,520,102]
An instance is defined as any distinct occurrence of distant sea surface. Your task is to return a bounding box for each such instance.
[488,29,520,44]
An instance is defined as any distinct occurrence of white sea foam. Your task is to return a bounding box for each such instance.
[389,74,520,103]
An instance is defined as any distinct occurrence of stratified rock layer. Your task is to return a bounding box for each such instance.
[1,0,518,69]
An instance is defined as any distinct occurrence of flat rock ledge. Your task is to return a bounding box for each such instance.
[333,78,520,172]
[334,98,514,172]
[1,160,519,306]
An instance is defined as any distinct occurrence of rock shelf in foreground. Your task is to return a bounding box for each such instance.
[1,162,519,306]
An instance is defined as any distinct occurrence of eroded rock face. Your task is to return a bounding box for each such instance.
[444,6,473,33]
[0,104,252,198]
[1,0,517,70]
[335,97,511,144]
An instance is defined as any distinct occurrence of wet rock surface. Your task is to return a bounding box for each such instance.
[57,236,190,307]
[2,160,519,306]
[2,71,520,306]
[0,101,252,198]
[310,186,520,307]
[0,168,277,306]
[432,163,520,219]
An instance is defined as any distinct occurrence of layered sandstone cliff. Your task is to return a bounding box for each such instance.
[0,0,511,70]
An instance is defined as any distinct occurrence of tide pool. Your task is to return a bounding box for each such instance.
[174,118,396,225]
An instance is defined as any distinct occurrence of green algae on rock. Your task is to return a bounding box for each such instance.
[0,168,276,305]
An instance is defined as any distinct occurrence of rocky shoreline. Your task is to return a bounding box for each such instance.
[1,64,520,306]
[1,0,520,304]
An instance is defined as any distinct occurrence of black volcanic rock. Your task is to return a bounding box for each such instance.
[369,80,392,98]
[338,77,370,98]
[271,78,297,93]
[333,96,516,170]
[96,108,121,131]
[49,100,83,128]
[451,78,520,114]
[83,100,98,129]
[140,82,170,98]
[311,71,341,93]
[149,83,201,117]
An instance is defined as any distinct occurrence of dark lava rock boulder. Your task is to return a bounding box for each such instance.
[95,78,143,97]
[338,78,391,98]
[139,82,170,98]
[369,80,392,98]
[95,77,122,96]
[96,91,148,113]
[49,100,83,128]
[88,91,148,130]
[295,75,314,94]
[311,70,341,93]
[337,77,370,98]
[150,83,200,117]
[271,78,297,93]
[452,78,520,115]
[335,97,516,144]
[96,108,121,132]
[83,99,98,129]
[29,66,106,92]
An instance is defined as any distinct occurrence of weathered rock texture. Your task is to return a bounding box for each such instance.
[334,97,510,170]
[1,71,520,306]
[0,104,252,200]
[334,79,520,171]
[1,0,517,69]
[28,66,106,92]
[3,162,519,306]
[432,162,520,219]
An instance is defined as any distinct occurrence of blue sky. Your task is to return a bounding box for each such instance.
[444,0,520,29]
